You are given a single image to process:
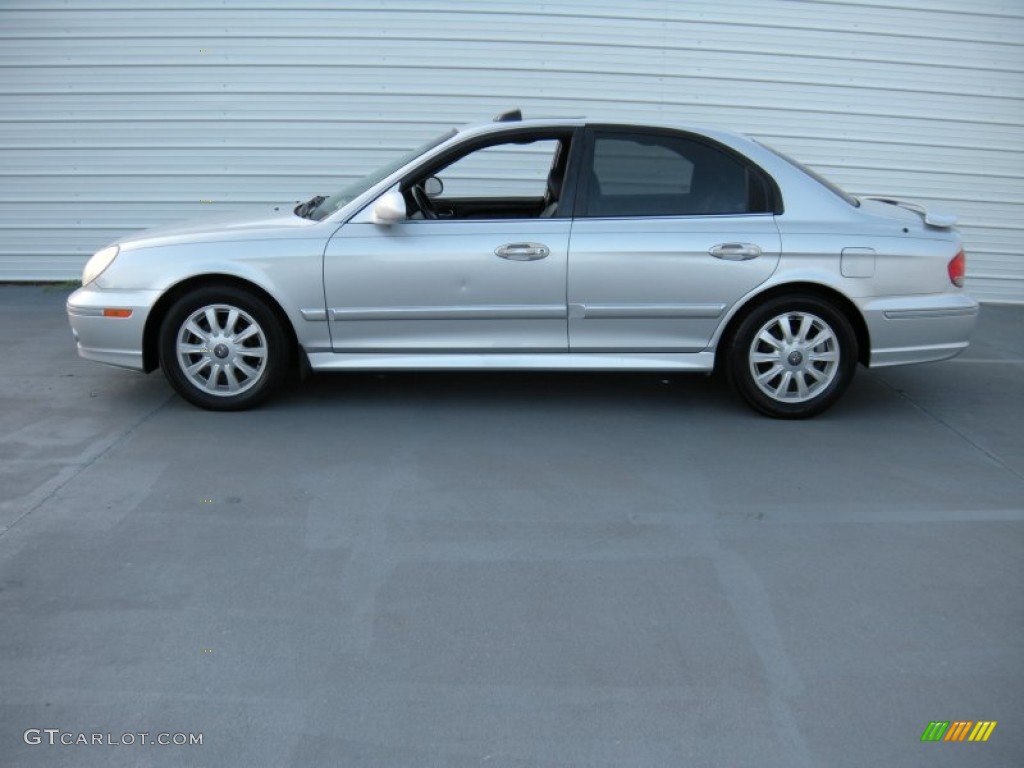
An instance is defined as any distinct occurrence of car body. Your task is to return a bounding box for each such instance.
[67,112,978,417]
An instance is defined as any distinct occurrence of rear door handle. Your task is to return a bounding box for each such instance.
[709,242,761,260]
[495,242,550,261]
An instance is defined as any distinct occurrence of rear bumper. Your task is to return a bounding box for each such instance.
[858,293,980,367]
[66,286,161,371]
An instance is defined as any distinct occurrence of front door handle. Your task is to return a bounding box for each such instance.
[709,242,761,261]
[495,242,550,261]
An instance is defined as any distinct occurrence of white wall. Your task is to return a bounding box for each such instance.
[1,0,1022,301]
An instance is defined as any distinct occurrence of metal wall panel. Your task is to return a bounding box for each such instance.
[1,0,1021,301]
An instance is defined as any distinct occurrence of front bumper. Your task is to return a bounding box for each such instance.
[858,292,980,367]
[66,286,162,371]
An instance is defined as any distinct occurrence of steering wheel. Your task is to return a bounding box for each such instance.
[410,182,438,220]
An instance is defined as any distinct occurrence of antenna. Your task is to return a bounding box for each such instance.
[494,108,523,122]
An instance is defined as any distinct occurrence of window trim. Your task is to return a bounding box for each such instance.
[573,125,784,219]
[399,126,585,221]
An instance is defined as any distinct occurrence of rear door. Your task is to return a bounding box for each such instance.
[567,127,782,352]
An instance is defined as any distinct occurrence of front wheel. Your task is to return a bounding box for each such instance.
[158,285,290,410]
[726,295,858,419]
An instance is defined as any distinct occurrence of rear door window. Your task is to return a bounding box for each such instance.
[583,130,772,217]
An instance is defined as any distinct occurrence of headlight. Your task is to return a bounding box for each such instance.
[82,245,119,286]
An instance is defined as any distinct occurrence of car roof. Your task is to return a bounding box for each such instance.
[456,116,751,142]
[460,115,741,134]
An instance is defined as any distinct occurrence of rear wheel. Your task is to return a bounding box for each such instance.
[159,285,290,410]
[726,295,857,419]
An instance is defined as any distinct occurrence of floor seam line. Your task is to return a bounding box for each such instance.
[0,393,175,540]
[875,374,1024,484]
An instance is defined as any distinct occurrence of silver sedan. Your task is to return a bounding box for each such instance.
[67,112,978,418]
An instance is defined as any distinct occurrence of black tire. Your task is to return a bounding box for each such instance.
[158,285,291,411]
[726,294,858,419]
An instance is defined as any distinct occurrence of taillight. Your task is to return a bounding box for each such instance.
[948,250,966,287]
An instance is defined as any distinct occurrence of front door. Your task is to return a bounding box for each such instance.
[323,132,578,353]
[325,218,571,353]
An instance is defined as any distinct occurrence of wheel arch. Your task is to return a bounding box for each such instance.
[142,273,303,373]
[715,282,871,368]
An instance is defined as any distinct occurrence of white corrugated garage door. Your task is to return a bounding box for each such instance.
[1,0,1022,302]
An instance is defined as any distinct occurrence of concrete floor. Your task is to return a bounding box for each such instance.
[1,285,1021,767]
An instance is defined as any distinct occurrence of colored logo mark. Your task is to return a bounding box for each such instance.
[921,721,996,742]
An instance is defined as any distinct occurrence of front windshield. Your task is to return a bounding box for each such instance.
[309,129,458,220]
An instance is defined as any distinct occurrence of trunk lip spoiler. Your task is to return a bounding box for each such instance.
[860,196,958,228]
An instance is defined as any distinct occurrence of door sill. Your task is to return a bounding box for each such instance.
[307,351,716,372]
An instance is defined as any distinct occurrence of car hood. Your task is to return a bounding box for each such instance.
[117,205,322,249]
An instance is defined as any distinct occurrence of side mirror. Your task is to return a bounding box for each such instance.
[371,189,407,225]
